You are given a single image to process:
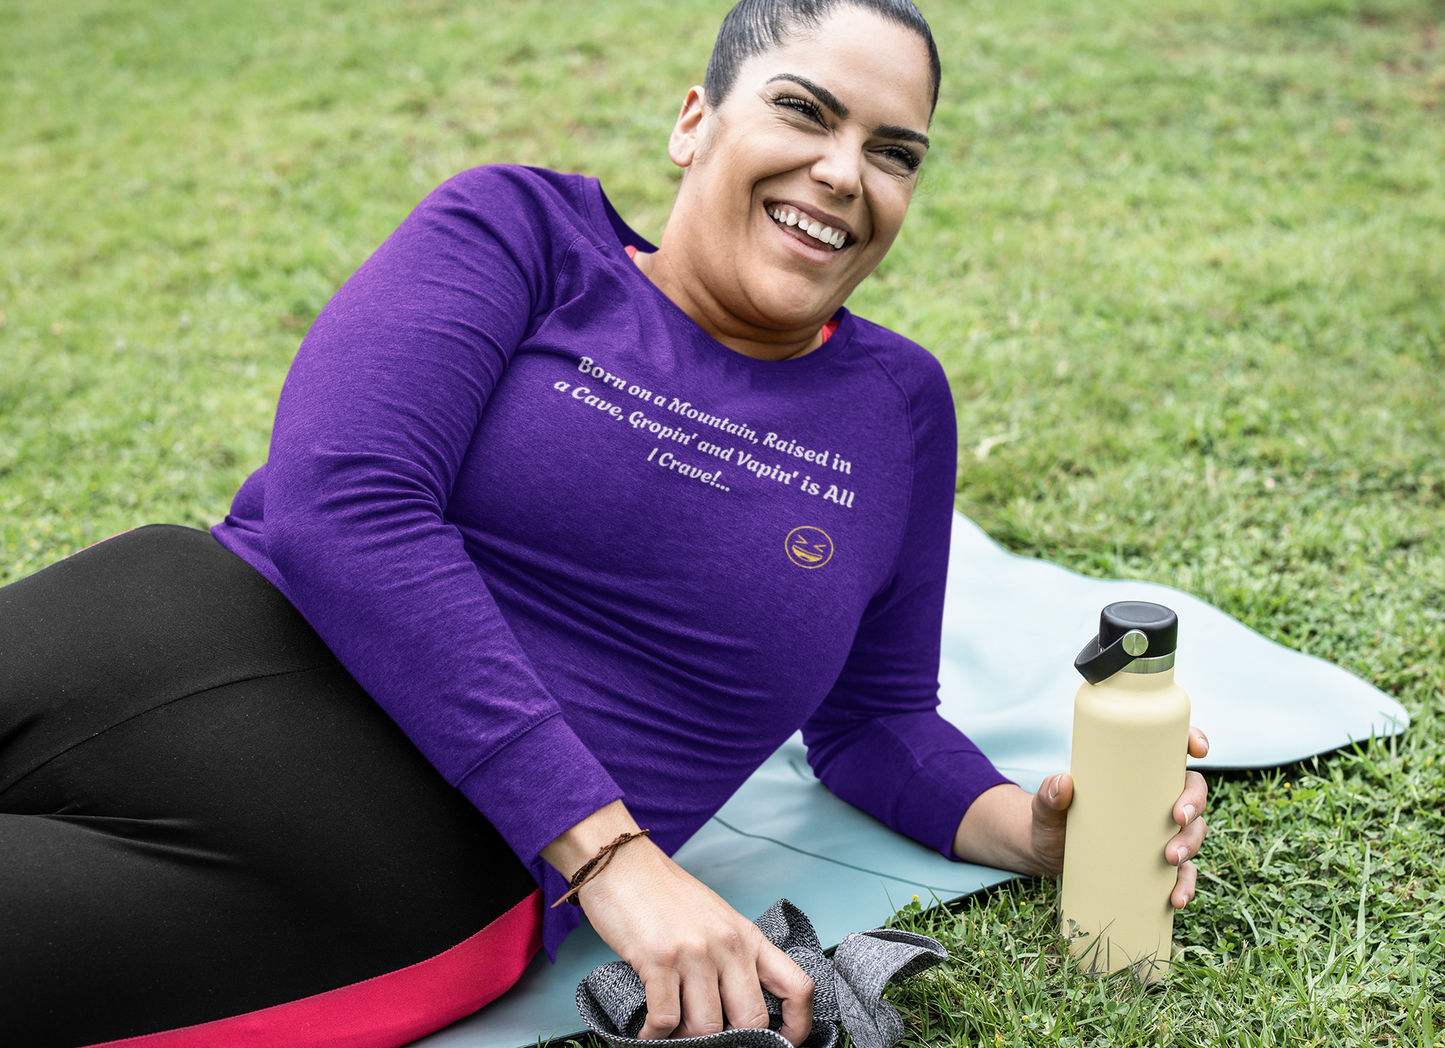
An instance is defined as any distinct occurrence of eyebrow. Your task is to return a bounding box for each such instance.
[766,73,931,150]
[874,123,931,149]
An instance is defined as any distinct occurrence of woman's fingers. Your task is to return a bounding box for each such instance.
[700,930,770,1038]
[673,958,731,1039]
[637,925,809,1044]
[1040,771,1073,814]
[1022,773,1073,877]
[1188,725,1210,760]
[1166,809,1207,863]
[1168,772,1209,861]
[1171,860,1199,909]
[638,966,685,1040]
[1166,766,1208,908]
[1170,760,1209,865]
[757,939,815,1046]
[629,921,754,1041]
[1172,768,1209,829]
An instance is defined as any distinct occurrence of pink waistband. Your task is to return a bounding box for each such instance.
[87,890,544,1048]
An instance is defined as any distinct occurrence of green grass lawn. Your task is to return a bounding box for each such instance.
[3,0,1442,1044]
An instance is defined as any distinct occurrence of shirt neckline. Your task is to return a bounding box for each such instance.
[625,245,840,348]
[585,177,854,371]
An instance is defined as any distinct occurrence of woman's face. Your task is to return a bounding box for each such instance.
[662,5,934,344]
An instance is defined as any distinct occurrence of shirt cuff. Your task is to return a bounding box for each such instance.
[456,713,624,866]
[894,750,1015,860]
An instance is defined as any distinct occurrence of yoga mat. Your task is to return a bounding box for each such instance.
[413,513,1409,1048]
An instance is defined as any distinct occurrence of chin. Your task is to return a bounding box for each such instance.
[752,296,837,333]
[746,274,846,327]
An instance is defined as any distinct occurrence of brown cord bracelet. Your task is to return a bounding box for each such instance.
[551,829,651,908]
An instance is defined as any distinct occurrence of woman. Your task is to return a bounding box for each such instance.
[0,1,1209,1046]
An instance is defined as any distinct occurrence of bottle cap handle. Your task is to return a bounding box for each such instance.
[1074,631,1140,684]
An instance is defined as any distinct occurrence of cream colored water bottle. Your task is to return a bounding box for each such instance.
[1059,601,1189,982]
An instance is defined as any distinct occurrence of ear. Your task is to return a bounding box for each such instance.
[667,86,707,169]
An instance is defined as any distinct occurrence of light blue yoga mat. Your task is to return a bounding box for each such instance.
[414,513,1409,1048]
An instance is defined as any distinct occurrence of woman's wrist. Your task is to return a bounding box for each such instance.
[540,799,646,881]
[552,829,652,908]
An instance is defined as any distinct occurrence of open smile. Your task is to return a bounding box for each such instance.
[765,202,854,252]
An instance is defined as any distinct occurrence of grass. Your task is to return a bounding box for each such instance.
[3,0,1442,1044]
[887,738,1444,1046]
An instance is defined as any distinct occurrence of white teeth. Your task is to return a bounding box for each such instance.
[767,207,846,250]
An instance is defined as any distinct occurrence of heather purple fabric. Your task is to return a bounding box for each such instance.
[212,165,1011,957]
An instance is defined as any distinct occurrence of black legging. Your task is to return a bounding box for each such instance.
[0,525,538,1046]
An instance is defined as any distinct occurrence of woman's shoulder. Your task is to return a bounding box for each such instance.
[841,313,952,413]
[414,164,656,264]
[406,164,616,252]
[436,164,592,209]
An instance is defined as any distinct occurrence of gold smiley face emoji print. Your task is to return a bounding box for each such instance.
[785,526,834,569]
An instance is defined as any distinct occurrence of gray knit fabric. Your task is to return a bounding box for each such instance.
[576,899,947,1048]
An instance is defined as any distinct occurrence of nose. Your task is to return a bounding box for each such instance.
[810,135,862,198]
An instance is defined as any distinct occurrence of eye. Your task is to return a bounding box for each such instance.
[774,94,825,125]
[878,144,922,171]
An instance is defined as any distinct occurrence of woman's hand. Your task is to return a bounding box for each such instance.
[1166,726,1211,907]
[542,801,815,1045]
[953,727,1211,909]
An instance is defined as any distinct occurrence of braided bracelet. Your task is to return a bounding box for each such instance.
[551,829,652,908]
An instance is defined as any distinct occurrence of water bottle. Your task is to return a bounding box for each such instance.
[1059,601,1190,982]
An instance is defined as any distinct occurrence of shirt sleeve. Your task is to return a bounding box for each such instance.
[800,349,1012,859]
[259,166,623,868]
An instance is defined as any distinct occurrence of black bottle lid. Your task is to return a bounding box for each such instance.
[1074,601,1179,684]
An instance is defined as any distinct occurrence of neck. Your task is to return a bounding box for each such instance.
[631,246,826,362]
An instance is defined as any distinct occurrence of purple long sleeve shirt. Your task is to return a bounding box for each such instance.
[212,165,1009,956]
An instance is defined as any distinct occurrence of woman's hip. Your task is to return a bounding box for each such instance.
[0,525,539,1045]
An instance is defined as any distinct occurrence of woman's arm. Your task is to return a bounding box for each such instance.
[799,344,1211,907]
[802,345,1015,855]
[260,168,624,866]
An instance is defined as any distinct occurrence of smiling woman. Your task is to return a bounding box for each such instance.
[0,3,1212,1047]
[634,3,936,360]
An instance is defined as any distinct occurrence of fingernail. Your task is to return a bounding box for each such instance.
[1176,846,1189,865]
[1200,732,1210,751]
[1183,804,1196,825]
[1048,776,1059,802]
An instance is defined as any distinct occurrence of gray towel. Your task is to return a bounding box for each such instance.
[576,899,947,1048]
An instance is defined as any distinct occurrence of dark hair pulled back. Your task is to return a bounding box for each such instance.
[703,0,941,118]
